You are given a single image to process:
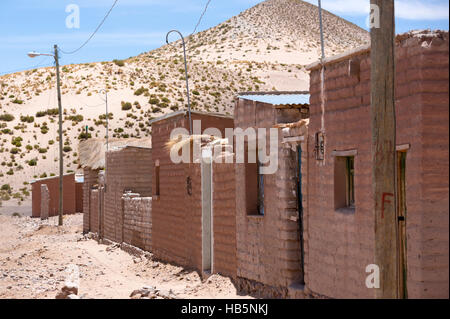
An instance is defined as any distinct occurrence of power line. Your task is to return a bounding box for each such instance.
[60,0,119,55]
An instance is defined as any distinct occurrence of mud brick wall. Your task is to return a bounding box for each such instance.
[234,99,305,296]
[151,112,234,272]
[103,147,152,243]
[83,168,99,233]
[306,31,449,298]
[32,174,78,218]
[123,195,152,252]
[212,160,237,279]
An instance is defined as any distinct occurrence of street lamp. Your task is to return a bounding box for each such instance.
[99,89,109,151]
[28,44,64,227]
[166,30,192,135]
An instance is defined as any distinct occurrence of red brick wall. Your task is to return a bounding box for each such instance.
[83,168,98,233]
[306,31,449,298]
[90,189,99,233]
[103,147,152,243]
[151,112,234,272]
[32,174,77,218]
[75,182,83,213]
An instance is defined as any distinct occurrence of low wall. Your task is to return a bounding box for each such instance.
[40,184,49,220]
[32,174,80,218]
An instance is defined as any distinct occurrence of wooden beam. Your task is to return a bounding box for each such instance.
[371,0,399,299]
[282,136,305,144]
[331,149,358,157]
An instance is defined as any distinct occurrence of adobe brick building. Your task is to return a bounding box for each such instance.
[150,110,235,277]
[31,173,83,218]
[304,30,449,299]
[233,92,310,298]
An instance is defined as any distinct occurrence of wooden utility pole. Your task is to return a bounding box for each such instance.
[55,44,64,227]
[370,0,398,298]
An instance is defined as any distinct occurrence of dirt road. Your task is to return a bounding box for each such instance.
[0,213,251,299]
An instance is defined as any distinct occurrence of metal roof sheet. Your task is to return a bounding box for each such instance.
[237,93,310,106]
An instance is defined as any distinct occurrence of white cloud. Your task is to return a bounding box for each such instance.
[305,0,449,20]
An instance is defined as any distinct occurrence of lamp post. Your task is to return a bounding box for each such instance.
[99,89,109,151]
[166,30,192,135]
[318,0,326,61]
[28,44,64,226]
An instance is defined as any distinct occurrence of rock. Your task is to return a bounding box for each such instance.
[130,286,156,298]
[67,294,80,299]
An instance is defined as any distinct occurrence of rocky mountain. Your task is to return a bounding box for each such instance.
[0,0,369,202]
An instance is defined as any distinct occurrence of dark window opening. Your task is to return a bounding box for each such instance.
[335,156,355,209]
[245,141,264,216]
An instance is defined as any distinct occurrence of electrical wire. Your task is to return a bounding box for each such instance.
[60,0,119,55]
[186,0,213,52]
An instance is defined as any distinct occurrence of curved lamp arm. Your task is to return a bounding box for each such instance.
[99,89,109,151]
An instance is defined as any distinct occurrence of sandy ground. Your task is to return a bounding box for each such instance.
[0,213,252,299]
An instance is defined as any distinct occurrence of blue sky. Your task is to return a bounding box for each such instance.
[0,0,448,75]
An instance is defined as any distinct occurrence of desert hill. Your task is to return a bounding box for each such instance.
[0,0,369,204]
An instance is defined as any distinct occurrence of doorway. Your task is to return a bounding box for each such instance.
[397,151,408,298]
[297,146,305,284]
[201,154,213,274]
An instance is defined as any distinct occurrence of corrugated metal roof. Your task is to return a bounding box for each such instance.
[237,93,310,106]
[149,110,233,125]
[30,173,80,184]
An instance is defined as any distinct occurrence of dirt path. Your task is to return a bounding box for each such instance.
[0,214,251,299]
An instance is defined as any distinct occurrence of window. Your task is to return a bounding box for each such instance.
[334,156,355,209]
